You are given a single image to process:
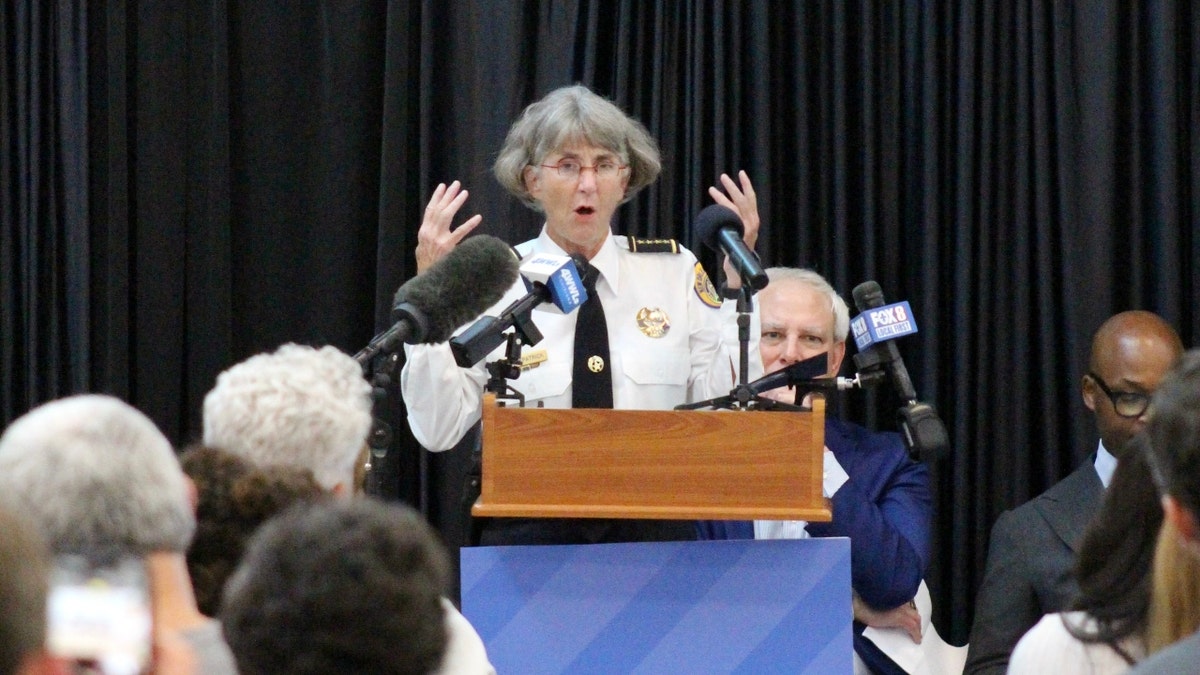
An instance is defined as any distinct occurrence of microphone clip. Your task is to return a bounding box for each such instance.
[898,401,950,462]
[480,330,535,408]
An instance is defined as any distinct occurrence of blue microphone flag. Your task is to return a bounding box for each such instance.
[851,300,918,351]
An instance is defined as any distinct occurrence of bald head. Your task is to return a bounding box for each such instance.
[1084,311,1183,457]
[1089,311,1183,374]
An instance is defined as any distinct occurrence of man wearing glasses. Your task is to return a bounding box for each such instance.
[965,310,1184,674]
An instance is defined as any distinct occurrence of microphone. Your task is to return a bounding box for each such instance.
[747,353,829,396]
[850,282,919,401]
[851,281,949,461]
[354,235,520,365]
[694,204,768,291]
[449,254,588,367]
[516,253,589,314]
[747,353,886,399]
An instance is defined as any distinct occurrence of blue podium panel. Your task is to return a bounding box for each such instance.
[462,538,851,674]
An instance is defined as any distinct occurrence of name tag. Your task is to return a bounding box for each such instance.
[520,349,549,371]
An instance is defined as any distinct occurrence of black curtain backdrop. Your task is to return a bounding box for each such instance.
[4,0,1198,645]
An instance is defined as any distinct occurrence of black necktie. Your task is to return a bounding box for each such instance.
[572,265,613,408]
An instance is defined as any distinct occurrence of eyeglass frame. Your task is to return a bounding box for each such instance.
[1086,371,1152,419]
[536,159,629,180]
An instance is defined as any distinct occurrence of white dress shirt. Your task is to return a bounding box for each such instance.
[402,228,759,451]
[1008,611,1142,675]
[1095,440,1118,488]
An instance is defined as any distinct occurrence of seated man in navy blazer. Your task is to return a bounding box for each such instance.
[965,310,1183,674]
[697,267,933,674]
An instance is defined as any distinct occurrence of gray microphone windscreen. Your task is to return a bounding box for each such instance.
[392,235,520,344]
[852,280,885,312]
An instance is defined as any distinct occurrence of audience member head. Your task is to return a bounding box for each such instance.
[0,508,55,675]
[181,444,325,617]
[755,267,849,401]
[1064,435,1163,657]
[1147,517,1200,653]
[220,499,450,675]
[202,343,373,494]
[1083,311,1182,459]
[1146,349,1200,557]
[493,84,661,210]
[0,395,194,556]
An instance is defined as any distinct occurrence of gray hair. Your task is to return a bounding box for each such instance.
[493,84,662,210]
[0,395,195,556]
[764,267,851,341]
[203,343,372,492]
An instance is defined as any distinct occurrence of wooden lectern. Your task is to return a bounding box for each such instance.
[472,393,830,522]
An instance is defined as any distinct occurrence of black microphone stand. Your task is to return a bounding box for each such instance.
[852,344,950,462]
[477,306,545,408]
[677,285,805,411]
[354,348,400,497]
[482,331,532,407]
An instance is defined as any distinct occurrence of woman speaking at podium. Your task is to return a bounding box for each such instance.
[401,84,761,546]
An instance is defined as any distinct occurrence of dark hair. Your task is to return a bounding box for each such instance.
[1065,435,1163,661]
[1146,349,1200,517]
[181,445,325,616]
[219,498,450,675]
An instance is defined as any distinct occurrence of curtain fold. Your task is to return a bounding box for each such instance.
[4,0,1199,644]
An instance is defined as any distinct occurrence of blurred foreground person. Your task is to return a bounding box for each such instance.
[1131,350,1200,673]
[220,499,452,675]
[1008,437,1162,673]
[203,344,493,673]
[0,395,234,674]
[181,444,325,616]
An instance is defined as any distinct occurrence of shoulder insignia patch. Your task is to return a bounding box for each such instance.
[693,262,722,308]
[628,237,679,254]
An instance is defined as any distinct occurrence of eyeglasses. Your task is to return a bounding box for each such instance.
[537,159,628,181]
[1087,371,1152,418]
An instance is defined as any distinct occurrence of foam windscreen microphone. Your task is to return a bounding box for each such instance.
[354,235,520,365]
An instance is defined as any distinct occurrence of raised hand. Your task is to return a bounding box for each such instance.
[416,181,483,273]
[708,171,760,289]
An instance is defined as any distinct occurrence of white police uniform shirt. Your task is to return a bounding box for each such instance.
[401,227,760,452]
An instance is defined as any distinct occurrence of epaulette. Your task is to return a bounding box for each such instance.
[627,237,680,254]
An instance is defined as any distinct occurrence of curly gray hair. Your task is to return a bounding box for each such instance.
[203,343,372,492]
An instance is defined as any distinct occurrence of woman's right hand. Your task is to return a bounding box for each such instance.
[416,181,482,273]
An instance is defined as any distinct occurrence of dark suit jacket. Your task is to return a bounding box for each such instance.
[964,460,1104,675]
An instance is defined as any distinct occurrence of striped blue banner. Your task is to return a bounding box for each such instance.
[462,538,852,674]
